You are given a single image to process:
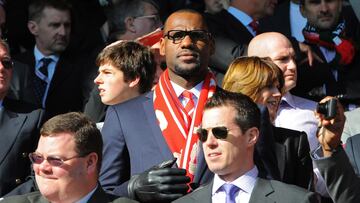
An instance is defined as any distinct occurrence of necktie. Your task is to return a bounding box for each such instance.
[249,20,259,35]
[182,90,195,118]
[222,183,239,203]
[33,58,52,105]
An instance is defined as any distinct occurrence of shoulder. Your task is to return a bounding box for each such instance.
[291,94,317,110]
[273,126,306,141]
[173,183,212,203]
[1,191,43,203]
[109,92,152,112]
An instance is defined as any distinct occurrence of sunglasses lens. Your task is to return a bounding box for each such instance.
[212,127,228,139]
[1,58,13,69]
[29,153,44,164]
[47,157,64,167]
[172,31,186,41]
[190,31,208,41]
[197,129,208,142]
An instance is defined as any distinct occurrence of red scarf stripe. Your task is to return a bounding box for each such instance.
[158,75,188,138]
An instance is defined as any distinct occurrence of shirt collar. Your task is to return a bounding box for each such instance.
[34,46,60,67]
[74,185,98,203]
[171,81,203,100]
[281,92,296,108]
[227,6,254,28]
[212,166,258,195]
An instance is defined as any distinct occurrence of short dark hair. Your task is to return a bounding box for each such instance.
[40,112,103,172]
[28,0,72,22]
[163,9,209,32]
[96,40,156,93]
[204,89,260,133]
[106,0,159,38]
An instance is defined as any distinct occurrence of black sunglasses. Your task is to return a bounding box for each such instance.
[29,152,84,167]
[1,57,13,70]
[164,30,211,44]
[197,126,230,142]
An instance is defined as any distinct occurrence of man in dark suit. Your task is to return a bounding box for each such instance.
[0,112,136,203]
[0,39,43,197]
[99,9,217,202]
[6,0,85,119]
[295,0,360,104]
[204,0,278,73]
[174,90,318,203]
[311,96,360,203]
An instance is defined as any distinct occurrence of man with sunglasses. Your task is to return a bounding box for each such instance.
[1,112,137,203]
[174,90,318,203]
[99,9,216,202]
[0,39,44,197]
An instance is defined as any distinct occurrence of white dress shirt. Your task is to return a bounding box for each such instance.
[290,1,307,42]
[275,92,319,151]
[212,166,258,203]
[171,81,203,108]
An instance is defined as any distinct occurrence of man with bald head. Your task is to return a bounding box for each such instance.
[247,32,332,197]
[99,9,216,202]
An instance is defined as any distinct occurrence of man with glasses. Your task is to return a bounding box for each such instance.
[0,39,44,197]
[174,90,318,203]
[1,112,136,203]
[105,0,162,42]
[100,9,216,202]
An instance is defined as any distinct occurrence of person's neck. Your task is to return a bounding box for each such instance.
[219,160,255,182]
[168,72,205,90]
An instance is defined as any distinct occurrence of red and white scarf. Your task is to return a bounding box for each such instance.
[153,69,216,181]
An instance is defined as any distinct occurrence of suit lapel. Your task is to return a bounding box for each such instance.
[0,109,26,165]
[48,56,74,95]
[88,186,111,203]
[249,178,276,203]
[188,181,213,203]
[142,92,173,161]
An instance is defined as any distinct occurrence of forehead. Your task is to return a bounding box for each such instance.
[202,106,236,127]
[269,38,294,56]
[164,12,206,32]
[303,0,340,6]
[143,1,158,13]
[0,45,9,56]
[37,133,76,154]
[40,7,71,22]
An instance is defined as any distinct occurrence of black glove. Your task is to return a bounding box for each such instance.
[128,158,190,203]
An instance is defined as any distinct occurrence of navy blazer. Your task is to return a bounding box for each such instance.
[0,107,43,196]
[99,91,213,196]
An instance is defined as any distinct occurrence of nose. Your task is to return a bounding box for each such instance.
[288,58,296,71]
[205,132,218,149]
[94,73,102,85]
[58,25,66,36]
[37,159,52,173]
[319,1,329,12]
[180,35,194,48]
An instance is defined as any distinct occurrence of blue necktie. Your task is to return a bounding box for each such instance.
[222,183,239,203]
[33,58,52,105]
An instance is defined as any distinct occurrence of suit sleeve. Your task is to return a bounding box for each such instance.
[99,105,130,196]
[313,147,360,203]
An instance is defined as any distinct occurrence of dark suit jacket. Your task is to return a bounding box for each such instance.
[0,107,43,196]
[254,105,313,190]
[173,178,318,203]
[0,186,128,203]
[345,133,360,176]
[272,126,313,190]
[205,9,253,73]
[8,51,86,119]
[99,91,213,196]
[313,147,360,203]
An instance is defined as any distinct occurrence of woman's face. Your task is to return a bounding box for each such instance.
[256,81,282,123]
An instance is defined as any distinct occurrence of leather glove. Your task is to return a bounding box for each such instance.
[128,158,190,203]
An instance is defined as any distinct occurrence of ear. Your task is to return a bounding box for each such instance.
[125,17,136,33]
[129,77,140,88]
[159,37,166,56]
[246,127,259,147]
[28,21,39,36]
[86,152,98,174]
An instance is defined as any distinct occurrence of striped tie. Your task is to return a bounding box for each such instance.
[182,90,195,118]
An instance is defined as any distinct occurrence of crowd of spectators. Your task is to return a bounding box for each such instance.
[0,0,359,202]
